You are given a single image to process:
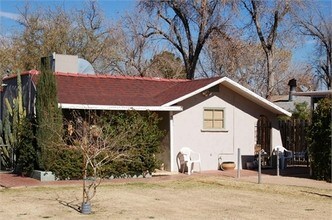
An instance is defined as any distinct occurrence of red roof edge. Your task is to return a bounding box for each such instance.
[3,69,217,84]
[54,72,190,82]
[3,69,39,80]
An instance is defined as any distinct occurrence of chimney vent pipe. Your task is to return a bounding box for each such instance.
[288,78,297,101]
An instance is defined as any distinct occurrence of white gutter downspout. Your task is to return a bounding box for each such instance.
[170,111,175,172]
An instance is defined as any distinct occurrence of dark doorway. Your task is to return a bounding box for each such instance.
[256,115,271,154]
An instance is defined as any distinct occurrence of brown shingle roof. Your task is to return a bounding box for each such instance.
[3,71,292,116]
[154,77,220,105]
[54,73,220,106]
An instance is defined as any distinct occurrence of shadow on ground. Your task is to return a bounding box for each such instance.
[259,166,310,179]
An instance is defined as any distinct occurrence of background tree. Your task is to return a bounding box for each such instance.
[277,64,316,93]
[241,0,300,98]
[0,37,16,76]
[147,51,186,79]
[35,60,63,171]
[1,0,115,74]
[201,33,244,79]
[294,7,332,89]
[203,33,313,96]
[307,98,331,182]
[140,0,236,79]
[109,11,155,76]
[111,13,185,78]
[70,0,115,73]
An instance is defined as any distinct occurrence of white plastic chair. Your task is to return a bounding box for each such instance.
[272,146,293,169]
[177,147,201,175]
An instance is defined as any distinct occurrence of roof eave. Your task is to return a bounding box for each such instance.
[162,77,292,117]
[221,78,292,117]
[293,90,332,97]
[162,78,225,107]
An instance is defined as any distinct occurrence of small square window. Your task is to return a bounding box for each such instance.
[203,108,224,130]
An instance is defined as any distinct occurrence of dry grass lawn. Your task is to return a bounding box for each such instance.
[0,175,331,219]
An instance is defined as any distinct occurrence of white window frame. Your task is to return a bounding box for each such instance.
[202,107,228,132]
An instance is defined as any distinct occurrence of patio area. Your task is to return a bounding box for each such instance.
[0,166,312,188]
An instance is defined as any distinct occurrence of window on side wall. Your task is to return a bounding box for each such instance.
[203,108,225,131]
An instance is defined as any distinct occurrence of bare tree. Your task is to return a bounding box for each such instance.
[294,7,332,89]
[65,111,129,213]
[140,0,236,79]
[278,64,316,94]
[242,0,296,98]
[111,12,185,78]
[203,33,301,96]
[71,0,115,73]
[1,0,116,74]
[0,37,15,77]
[64,110,164,214]
[109,11,156,76]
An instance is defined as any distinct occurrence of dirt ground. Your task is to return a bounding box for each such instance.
[0,175,331,220]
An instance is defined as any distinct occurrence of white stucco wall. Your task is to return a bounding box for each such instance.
[171,85,284,172]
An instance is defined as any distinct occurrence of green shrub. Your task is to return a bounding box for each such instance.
[51,146,83,180]
[292,102,310,120]
[57,110,165,180]
[307,98,332,182]
[100,111,164,178]
[16,119,36,176]
[104,160,130,178]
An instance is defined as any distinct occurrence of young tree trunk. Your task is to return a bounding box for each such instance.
[82,156,88,204]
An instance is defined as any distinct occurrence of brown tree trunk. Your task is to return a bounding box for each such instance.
[186,59,199,80]
[266,51,275,100]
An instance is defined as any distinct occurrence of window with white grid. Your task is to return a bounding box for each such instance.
[203,108,224,130]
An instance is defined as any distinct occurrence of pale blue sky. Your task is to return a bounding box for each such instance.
[0,0,136,32]
[0,0,331,64]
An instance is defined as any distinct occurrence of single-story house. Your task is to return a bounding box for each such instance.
[272,78,332,112]
[271,79,331,158]
[1,70,291,172]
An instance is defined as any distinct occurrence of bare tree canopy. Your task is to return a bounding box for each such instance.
[0,0,115,74]
[241,0,302,98]
[294,7,332,89]
[140,0,236,79]
[203,33,313,96]
[109,11,156,77]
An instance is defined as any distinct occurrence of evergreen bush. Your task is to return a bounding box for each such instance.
[93,111,164,178]
[35,60,63,171]
[307,98,332,182]
[51,146,83,180]
[16,118,36,176]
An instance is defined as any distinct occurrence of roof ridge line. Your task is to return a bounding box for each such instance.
[54,72,190,82]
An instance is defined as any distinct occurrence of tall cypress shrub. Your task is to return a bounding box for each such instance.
[35,60,63,171]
